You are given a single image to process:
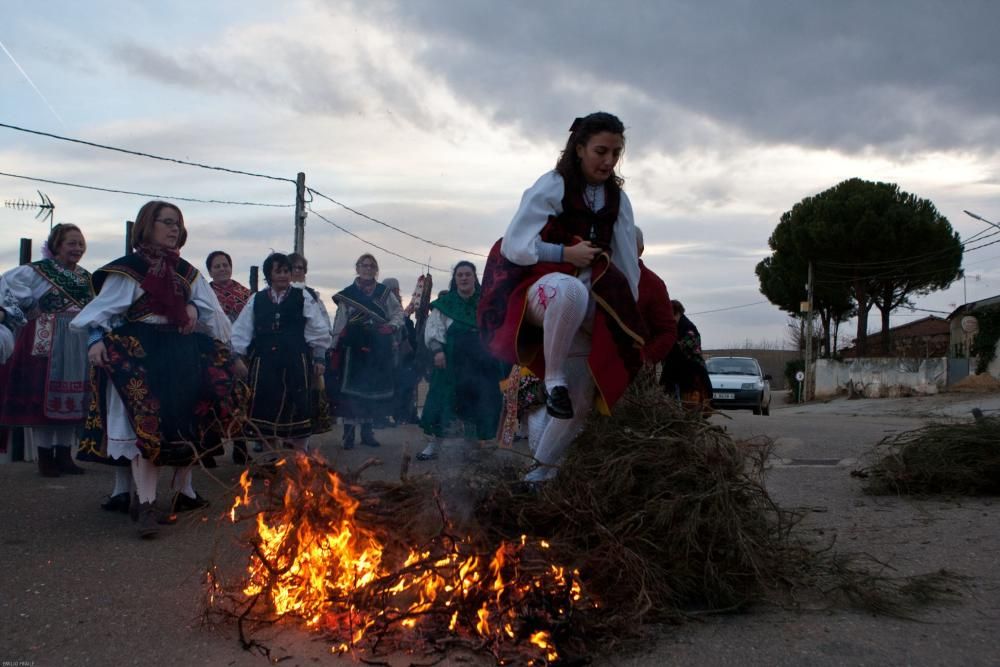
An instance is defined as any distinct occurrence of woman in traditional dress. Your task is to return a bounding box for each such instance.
[231,252,331,452]
[206,250,256,463]
[330,254,404,449]
[0,224,94,477]
[659,300,713,415]
[416,262,504,460]
[478,112,647,483]
[71,200,236,538]
[206,250,251,323]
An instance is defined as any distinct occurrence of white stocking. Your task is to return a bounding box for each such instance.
[112,466,132,496]
[524,332,594,482]
[131,456,159,504]
[170,467,196,499]
[524,273,590,391]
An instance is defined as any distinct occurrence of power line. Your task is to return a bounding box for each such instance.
[307,205,450,273]
[308,187,488,258]
[690,300,768,316]
[0,170,294,208]
[0,122,296,184]
[814,228,996,271]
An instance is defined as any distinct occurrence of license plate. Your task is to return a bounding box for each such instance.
[713,392,735,400]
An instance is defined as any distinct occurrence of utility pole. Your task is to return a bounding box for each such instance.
[804,261,815,401]
[18,238,31,265]
[293,172,306,255]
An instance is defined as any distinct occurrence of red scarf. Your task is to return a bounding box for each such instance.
[136,244,191,327]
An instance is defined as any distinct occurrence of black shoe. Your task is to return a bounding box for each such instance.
[172,492,210,513]
[101,492,131,513]
[54,446,85,475]
[342,424,356,450]
[232,441,251,465]
[545,386,574,420]
[360,424,380,448]
[36,447,61,478]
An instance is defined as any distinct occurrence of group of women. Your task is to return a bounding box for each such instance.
[1,110,678,530]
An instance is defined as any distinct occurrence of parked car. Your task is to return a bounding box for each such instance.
[706,356,772,415]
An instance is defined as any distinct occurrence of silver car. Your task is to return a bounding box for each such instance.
[706,356,772,415]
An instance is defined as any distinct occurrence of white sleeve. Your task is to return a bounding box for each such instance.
[384,291,405,328]
[190,273,232,343]
[303,289,333,357]
[0,325,13,364]
[611,192,641,301]
[424,309,449,349]
[500,171,565,266]
[70,273,139,332]
[314,291,332,328]
[0,265,43,310]
[230,296,255,356]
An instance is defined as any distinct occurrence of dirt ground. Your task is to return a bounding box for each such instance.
[1,390,998,666]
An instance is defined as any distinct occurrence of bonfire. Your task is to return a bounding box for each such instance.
[207,378,963,664]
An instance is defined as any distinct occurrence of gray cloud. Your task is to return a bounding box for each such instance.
[348,0,1000,155]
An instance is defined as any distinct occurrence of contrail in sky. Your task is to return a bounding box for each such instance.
[0,37,67,129]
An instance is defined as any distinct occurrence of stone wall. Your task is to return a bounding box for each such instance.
[813,357,948,398]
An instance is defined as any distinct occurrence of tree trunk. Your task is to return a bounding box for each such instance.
[854,280,870,357]
[879,305,892,356]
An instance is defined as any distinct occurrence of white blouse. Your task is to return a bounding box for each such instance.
[499,170,640,301]
[70,271,232,343]
[230,287,332,360]
[424,308,451,351]
[1,262,90,314]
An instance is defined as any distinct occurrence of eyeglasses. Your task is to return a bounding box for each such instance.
[155,218,181,228]
[291,265,307,272]
[358,263,377,269]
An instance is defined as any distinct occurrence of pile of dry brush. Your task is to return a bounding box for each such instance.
[207,377,963,662]
[853,415,1000,495]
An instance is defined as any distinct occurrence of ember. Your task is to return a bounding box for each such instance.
[211,453,593,664]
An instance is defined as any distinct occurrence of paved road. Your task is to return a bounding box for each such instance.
[2,392,999,666]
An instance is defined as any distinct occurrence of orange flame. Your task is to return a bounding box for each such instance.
[221,453,591,662]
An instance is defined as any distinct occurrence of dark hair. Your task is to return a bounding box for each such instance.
[288,252,308,273]
[46,223,84,257]
[131,200,187,249]
[205,250,232,272]
[355,253,378,274]
[671,299,685,316]
[555,112,626,192]
[262,253,291,284]
[449,261,480,293]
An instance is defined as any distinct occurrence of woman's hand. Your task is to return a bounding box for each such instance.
[563,241,601,268]
[434,351,446,369]
[179,304,198,335]
[88,341,109,367]
[233,358,249,380]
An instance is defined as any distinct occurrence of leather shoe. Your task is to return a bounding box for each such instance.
[172,492,210,513]
[545,386,574,420]
[101,492,131,513]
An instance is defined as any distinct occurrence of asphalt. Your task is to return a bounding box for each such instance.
[1,391,999,666]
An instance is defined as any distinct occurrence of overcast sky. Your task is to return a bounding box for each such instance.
[2,0,999,348]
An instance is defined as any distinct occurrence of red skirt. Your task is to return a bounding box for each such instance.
[477,239,646,412]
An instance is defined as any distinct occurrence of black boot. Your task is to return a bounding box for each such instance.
[360,423,380,448]
[342,424,356,450]
[232,440,251,465]
[36,447,61,478]
[54,446,85,475]
[136,502,160,539]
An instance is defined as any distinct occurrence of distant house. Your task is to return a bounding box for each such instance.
[840,316,950,358]
[946,294,1000,358]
